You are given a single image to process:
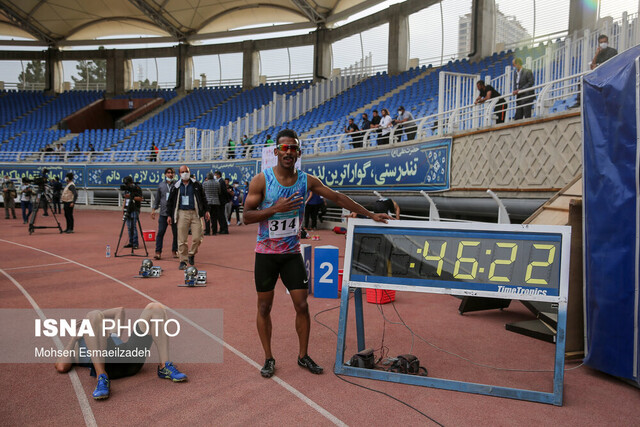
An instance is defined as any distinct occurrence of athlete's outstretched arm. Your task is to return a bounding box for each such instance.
[242,173,304,224]
[307,175,390,223]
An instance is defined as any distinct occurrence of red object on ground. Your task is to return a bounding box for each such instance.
[366,288,396,304]
[338,269,343,291]
[143,230,156,241]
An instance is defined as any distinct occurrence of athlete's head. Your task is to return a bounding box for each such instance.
[274,129,301,170]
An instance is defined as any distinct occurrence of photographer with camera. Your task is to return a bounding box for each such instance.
[61,172,78,233]
[121,176,143,248]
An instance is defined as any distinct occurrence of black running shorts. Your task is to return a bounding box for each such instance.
[254,252,308,293]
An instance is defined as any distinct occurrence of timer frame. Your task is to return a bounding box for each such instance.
[334,219,571,406]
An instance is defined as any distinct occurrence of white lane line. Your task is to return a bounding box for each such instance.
[0,268,97,427]
[3,261,72,271]
[0,239,346,427]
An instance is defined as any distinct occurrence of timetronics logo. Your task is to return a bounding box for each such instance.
[497,286,547,296]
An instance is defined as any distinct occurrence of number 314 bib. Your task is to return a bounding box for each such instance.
[268,212,300,238]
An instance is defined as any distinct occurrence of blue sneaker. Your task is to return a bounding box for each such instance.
[158,361,188,382]
[92,374,110,400]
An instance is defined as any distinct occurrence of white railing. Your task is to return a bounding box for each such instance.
[2,70,586,164]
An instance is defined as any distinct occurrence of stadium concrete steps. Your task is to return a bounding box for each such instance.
[125,92,189,130]
[299,67,434,140]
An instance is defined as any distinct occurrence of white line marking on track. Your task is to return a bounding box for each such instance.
[0,268,98,427]
[0,239,346,427]
[3,261,72,271]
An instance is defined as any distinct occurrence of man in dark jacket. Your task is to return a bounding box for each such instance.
[151,167,178,259]
[512,57,535,120]
[167,165,210,270]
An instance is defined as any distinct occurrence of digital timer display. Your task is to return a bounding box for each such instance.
[349,226,563,297]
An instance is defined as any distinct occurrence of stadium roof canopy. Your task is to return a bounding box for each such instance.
[0,0,386,47]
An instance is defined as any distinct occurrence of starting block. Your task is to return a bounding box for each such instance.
[135,259,162,278]
[178,266,207,287]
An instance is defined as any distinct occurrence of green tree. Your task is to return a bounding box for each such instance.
[71,47,106,89]
[18,60,46,90]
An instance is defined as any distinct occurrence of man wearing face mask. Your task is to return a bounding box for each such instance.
[167,165,210,270]
[591,35,617,70]
[151,167,178,260]
[394,106,417,141]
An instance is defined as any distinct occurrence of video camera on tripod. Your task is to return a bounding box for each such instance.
[27,168,62,234]
[120,176,141,220]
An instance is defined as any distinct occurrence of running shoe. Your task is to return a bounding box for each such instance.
[158,361,188,382]
[260,358,275,378]
[92,374,110,400]
[178,261,187,270]
[298,355,323,374]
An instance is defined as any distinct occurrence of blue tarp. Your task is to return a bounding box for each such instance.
[583,45,640,384]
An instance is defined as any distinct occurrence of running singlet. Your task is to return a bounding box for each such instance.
[256,167,307,254]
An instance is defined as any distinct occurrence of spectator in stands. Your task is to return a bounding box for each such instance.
[431,120,439,135]
[475,80,506,124]
[151,167,178,259]
[512,58,535,120]
[149,143,158,162]
[88,143,95,152]
[370,109,382,143]
[55,143,65,161]
[345,117,362,149]
[214,171,229,234]
[243,135,253,158]
[51,176,62,215]
[265,135,274,146]
[394,106,417,141]
[361,113,371,131]
[73,142,81,154]
[591,35,618,70]
[128,96,134,109]
[20,177,33,224]
[378,108,393,145]
[2,175,17,220]
[227,139,236,159]
[203,172,220,236]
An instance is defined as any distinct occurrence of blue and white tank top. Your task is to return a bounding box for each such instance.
[256,167,307,254]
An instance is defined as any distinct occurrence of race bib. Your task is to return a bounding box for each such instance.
[268,215,299,238]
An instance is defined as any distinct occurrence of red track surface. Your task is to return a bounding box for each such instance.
[1,210,638,426]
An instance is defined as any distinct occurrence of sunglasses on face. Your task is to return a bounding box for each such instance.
[277,144,301,153]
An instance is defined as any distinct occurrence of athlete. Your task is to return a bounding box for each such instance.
[243,129,391,378]
[55,302,187,400]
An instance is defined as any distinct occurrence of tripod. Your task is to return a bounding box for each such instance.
[114,210,149,257]
[28,189,63,235]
